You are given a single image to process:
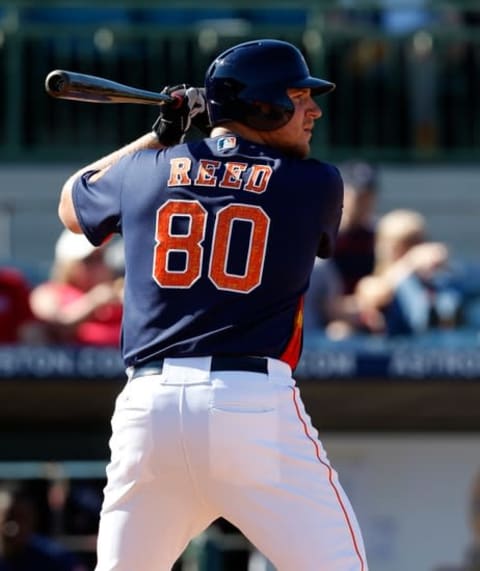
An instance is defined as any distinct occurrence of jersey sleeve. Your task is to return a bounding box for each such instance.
[316,163,344,258]
[71,155,130,246]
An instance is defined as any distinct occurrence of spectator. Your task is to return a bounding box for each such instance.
[0,266,39,344]
[304,160,381,340]
[354,208,464,336]
[303,258,344,334]
[29,229,123,347]
[0,484,88,571]
[331,159,379,295]
[303,258,364,340]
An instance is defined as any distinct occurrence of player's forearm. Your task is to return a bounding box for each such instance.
[79,132,164,176]
[59,132,164,232]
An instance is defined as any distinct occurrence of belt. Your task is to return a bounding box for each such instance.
[131,356,269,380]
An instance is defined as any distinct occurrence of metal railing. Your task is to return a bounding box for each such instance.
[0,1,479,163]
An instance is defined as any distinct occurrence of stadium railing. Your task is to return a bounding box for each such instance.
[0,0,479,163]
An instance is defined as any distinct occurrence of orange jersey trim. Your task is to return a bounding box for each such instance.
[279,297,304,370]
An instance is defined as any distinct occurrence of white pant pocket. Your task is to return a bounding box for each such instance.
[208,405,280,485]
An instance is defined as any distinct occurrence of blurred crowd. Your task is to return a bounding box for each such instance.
[304,159,480,344]
[0,478,98,571]
[0,477,236,571]
[0,230,124,349]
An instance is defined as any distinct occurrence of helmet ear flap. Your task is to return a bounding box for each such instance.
[243,102,294,131]
[207,98,294,132]
[207,77,295,131]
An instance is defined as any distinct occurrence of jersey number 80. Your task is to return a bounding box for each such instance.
[153,199,270,294]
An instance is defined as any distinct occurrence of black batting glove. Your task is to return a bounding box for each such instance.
[192,101,212,135]
[152,84,208,146]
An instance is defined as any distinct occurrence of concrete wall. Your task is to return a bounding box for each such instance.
[377,165,479,262]
[323,433,480,571]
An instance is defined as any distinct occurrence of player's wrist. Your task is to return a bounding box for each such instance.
[152,116,185,146]
[152,85,207,145]
[152,84,189,146]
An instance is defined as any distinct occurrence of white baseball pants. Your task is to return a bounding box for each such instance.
[95,356,368,571]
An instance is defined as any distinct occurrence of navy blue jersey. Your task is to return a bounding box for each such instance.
[72,135,343,369]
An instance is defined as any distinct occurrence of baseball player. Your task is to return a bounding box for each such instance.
[58,39,368,571]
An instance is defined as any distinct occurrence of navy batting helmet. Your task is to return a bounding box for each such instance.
[205,39,335,131]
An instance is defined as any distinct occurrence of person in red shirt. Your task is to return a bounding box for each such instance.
[0,266,36,344]
[29,229,123,347]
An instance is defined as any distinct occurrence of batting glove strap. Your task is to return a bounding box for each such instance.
[152,85,207,146]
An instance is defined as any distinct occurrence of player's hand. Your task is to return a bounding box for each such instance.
[152,84,208,145]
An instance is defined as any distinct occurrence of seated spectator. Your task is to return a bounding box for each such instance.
[331,160,379,295]
[304,160,382,340]
[0,266,40,344]
[303,259,365,340]
[29,229,123,347]
[304,259,344,334]
[0,484,88,571]
[354,209,464,336]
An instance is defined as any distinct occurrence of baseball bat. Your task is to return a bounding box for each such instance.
[45,69,176,105]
